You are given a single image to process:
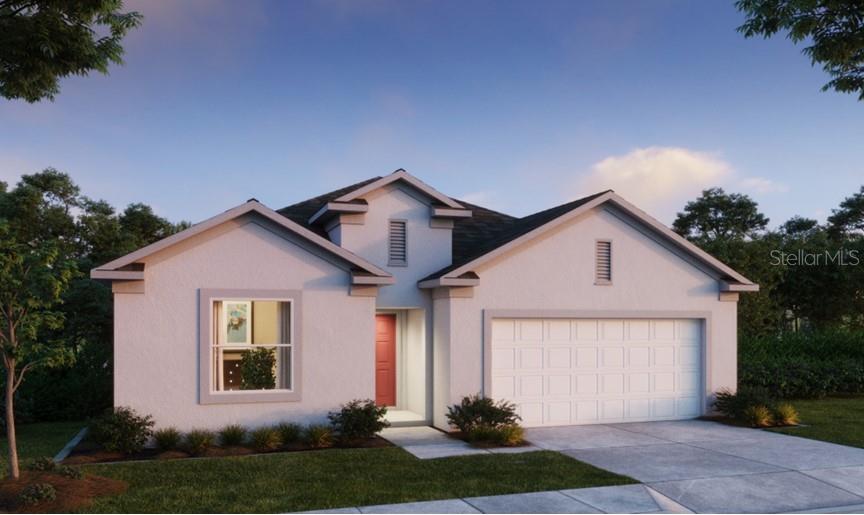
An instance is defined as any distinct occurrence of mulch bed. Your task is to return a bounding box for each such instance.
[63,435,392,465]
[0,471,127,513]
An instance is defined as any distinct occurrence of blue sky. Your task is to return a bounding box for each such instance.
[0,0,860,225]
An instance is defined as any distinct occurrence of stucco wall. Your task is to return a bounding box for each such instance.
[434,207,738,428]
[336,184,452,309]
[114,217,376,430]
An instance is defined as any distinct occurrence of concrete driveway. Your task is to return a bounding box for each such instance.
[526,420,864,513]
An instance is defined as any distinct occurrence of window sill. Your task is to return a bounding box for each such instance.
[594,280,613,286]
[199,389,301,405]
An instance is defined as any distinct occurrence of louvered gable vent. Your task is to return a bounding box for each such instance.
[389,220,407,265]
[595,240,612,283]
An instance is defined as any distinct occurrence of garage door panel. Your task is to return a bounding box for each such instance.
[575,348,598,368]
[491,317,703,427]
[546,347,572,368]
[518,320,543,341]
[575,320,598,340]
[519,347,544,369]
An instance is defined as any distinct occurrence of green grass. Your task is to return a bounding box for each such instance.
[83,448,635,513]
[770,396,864,448]
[0,419,85,476]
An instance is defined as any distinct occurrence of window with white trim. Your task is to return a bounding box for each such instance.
[595,240,612,284]
[210,299,293,392]
[388,219,407,265]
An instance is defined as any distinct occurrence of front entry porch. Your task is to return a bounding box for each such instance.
[375,309,429,426]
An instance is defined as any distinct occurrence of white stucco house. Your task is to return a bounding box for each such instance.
[93,169,758,431]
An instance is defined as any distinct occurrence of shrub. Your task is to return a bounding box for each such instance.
[153,427,183,451]
[90,406,154,454]
[276,422,303,445]
[328,399,390,443]
[184,429,215,456]
[240,348,276,390]
[739,329,864,398]
[744,405,774,428]
[496,424,525,446]
[713,387,774,420]
[18,483,56,505]
[250,427,281,451]
[774,402,800,426]
[446,394,520,433]
[27,456,56,472]
[305,425,333,448]
[219,424,247,447]
[466,423,524,446]
[58,465,84,480]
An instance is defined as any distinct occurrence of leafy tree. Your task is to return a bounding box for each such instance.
[0,224,75,479]
[673,188,769,244]
[119,203,189,253]
[828,185,864,237]
[736,0,864,100]
[0,0,142,102]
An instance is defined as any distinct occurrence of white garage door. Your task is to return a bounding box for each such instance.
[489,318,703,427]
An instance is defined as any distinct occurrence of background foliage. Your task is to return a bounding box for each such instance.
[0,170,186,423]
[674,186,864,398]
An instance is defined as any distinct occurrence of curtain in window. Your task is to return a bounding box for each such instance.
[213,301,223,391]
[279,301,291,389]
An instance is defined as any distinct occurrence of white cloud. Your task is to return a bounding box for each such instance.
[574,146,733,223]
[737,176,789,193]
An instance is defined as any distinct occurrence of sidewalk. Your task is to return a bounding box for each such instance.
[302,484,692,513]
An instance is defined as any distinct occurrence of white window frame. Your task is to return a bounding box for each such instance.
[199,289,302,404]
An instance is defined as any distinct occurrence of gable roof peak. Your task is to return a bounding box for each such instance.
[334,169,464,209]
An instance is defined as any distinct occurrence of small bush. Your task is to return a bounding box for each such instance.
[466,423,524,446]
[27,457,56,472]
[305,425,333,448]
[250,427,281,451]
[275,422,303,445]
[184,429,215,456]
[58,465,84,480]
[219,424,247,447]
[496,424,525,446]
[328,399,390,443]
[744,404,774,428]
[18,483,56,505]
[774,402,800,426]
[153,427,182,451]
[446,394,520,433]
[90,406,154,454]
[713,387,774,420]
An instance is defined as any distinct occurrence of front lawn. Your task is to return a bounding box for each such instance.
[0,420,84,477]
[769,396,864,448]
[83,447,635,513]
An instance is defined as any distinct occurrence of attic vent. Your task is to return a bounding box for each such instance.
[595,240,612,284]
[389,220,407,266]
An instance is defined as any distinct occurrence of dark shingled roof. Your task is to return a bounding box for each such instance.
[277,177,610,281]
[277,177,381,236]
[424,190,611,280]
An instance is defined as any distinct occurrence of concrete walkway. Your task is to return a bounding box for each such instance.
[303,484,692,513]
[528,420,864,513]
[380,426,539,459]
[370,420,864,513]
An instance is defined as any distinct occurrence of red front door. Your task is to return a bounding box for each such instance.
[375,314,397,406]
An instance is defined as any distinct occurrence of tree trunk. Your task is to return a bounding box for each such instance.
[5,362,19,480]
